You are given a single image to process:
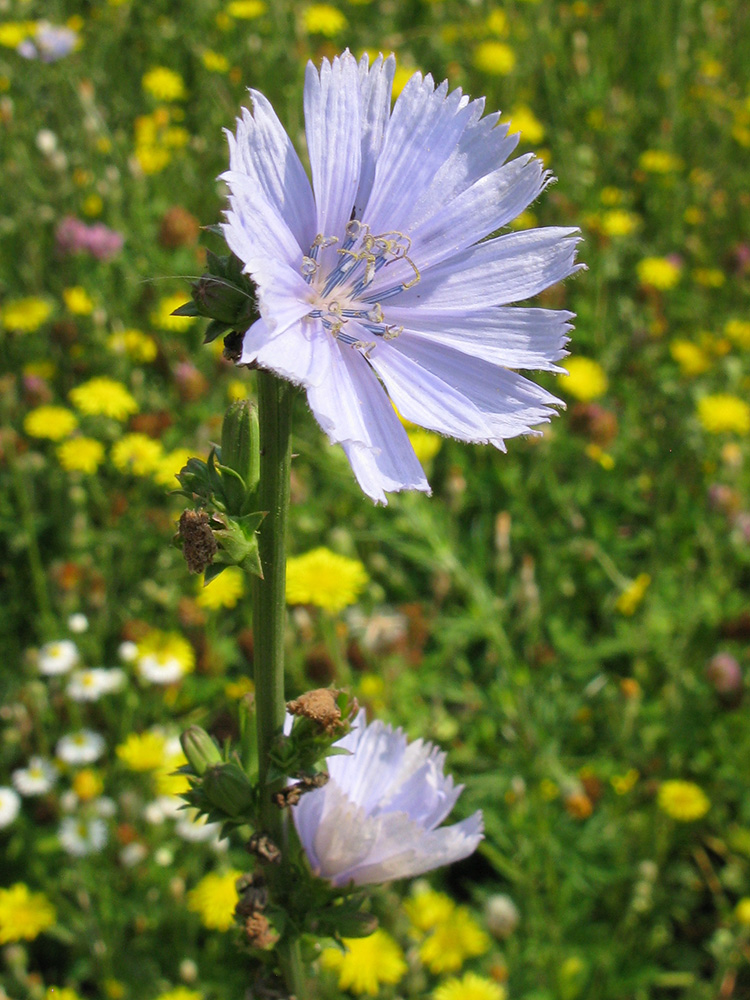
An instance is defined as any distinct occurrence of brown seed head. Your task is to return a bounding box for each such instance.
[286,688,342,734]
[178,509,217,574]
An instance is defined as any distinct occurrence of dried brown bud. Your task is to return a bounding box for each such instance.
[273,772,329,809]
[178,509,217,574]
[244,912,278,950]
[235,874,269,916]
[286,688,342,734]
[246,832,281,865]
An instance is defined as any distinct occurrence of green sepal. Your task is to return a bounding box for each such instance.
[171,300,201,317]
[202,761,256,818]
[203,318,233,344]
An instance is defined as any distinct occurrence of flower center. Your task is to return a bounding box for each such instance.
[300,221,420,356]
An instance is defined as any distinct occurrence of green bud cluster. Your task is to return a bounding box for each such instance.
[174,400,265,582]
[171,248,258,346]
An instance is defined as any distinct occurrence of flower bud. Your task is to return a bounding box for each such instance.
[180,726,222,776]
[202,762,255,817]
[221,400,259,511]
[485,893,520,939]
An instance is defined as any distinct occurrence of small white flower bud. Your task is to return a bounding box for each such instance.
[485,893,520,939]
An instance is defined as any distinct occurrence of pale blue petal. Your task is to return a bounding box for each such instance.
[305,341,430,503]
[383,306,573,372]
[381,227,583,309]
[240,316,331,388]
[304,53,362,238]
[354,53,396,218]
[362,74,475,235]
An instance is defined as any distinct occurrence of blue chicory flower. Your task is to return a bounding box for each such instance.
[291,709,483,886]
[223,51,582,503]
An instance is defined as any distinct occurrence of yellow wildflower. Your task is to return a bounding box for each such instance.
[138,630,195,676]
[473,41,516,76]
[434,972,507,1000]
[152,448,194,488]
[154,990,203,1000]
[636,257,681,291]
[227,379,249,401]
[82,193,103,217]
[697,395,750,435]
[70,377,138,421]
[226,0,267,16]
[610,769,639,795]
[155,749,190,797]
[116,731,167,771]
[0,884,56,944]
[600,186,624,206]
[638,150,682,173]
[286,547,368,612]
[107,328,158,363]
[599,209,640,238]
[657,780,710,822]
[72,769,104,801]
[44,989,82,1000]
[615,573,651,615]
[669,340,711,377]
[1,296,52,333]
[24,406,78,441]
[725,319,750,349]
[111,433,164,475]
[197,567,246,610]
[486,10,508,34]
[63,286,94,315]
[56,437,106,474]
[735,898,750,926]
[419,907,490,974]
[502,105,544,145]
[408,428,443,465]
[404,889,455,932]
[320,929,407,995]
[693,267,725,288]
[150,292,196,332]
[302,4,348,35]
[142,67,186,102]
[135,144,172,175]
[562,357,608,401]
[187,870,242,931]
[0,22,35,47]
[202,50,230,73]
[225,676,254,699]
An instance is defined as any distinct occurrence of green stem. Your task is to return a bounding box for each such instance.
[251,372,307,998]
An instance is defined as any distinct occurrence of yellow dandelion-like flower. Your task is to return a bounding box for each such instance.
[142,67,186,102]
[658,780,710,822]
[45,988,83,1000]
[135,144,172,175]
[56,436,106,474]
[286,547,368,613]
[226,0,267,17]
[227,379,249,402]
[69,377,138,421]
[107,328,158,363]
[152,448,194,488]
[155,749,190,797]
[302,4,348,35]
[473,41,516,76]
[151,292,197,332]
[638,150,682,173]
[734,898,750,926]
[138,630,195,675]
[599,209,640,238]
[697,394,750,435]
[637,256,681,291]
[693,267,725,288]
[0,884,56,944]
[562,357,608,402]
[111,433,164,475]
[154,989,203,1000]
[202,50,230,73]
[419,907,490,975]
[669,340,711,377]
[187,870,242,931]
[434,972,507,1000]
[407,427,443,465]
[1,296,53,333]
[502,105,544,145]
[72,768,104,801]
[610,769,639,795]
[725,319,750,349]
[62,286,94,316]
[116,731,167,771]
[225,676,254,699]
[0,22,35,47]
[486,10,508,34]
[404,889,455,933]
[615,573,651,616]
[197,567,246,611]
[320,929,407,996]
[24,406,78,442]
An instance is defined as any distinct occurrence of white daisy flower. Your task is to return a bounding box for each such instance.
[58,815,108,856]
[56,730,106,766]
[67,667,126,702]
[38,639,79,676]
[0,787,21,828]
[12,757,57,796]
[137,653,185,686]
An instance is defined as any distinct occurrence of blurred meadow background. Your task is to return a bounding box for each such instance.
[2,0,750,998]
